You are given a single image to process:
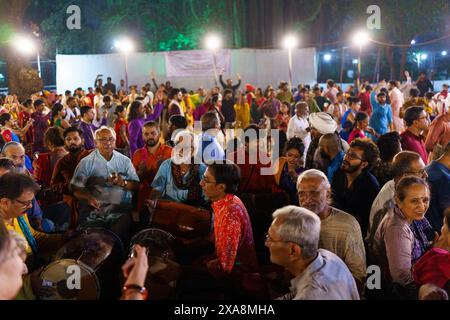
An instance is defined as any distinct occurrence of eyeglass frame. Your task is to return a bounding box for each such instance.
[265,233,303,248]
[13,198,33,208]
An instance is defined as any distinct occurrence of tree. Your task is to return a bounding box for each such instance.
[0,0,43,99]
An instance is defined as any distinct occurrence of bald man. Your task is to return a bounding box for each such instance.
[318,133,345,183]
[2,142,31,176]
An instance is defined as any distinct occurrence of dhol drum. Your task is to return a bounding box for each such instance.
[129,228,181,300]
[39,228,125,300]
[141,199,212,240]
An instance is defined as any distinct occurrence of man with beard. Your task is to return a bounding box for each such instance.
[168,88,184,117]
[331,138,381,236]
[132,121,172,210]
[2,142,46,231]
[318,133,345,183]
[51,127,92,200]
[297,169,366,292]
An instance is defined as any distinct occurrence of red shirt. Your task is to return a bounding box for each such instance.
[400,129,428,164]
[211,194,259,274]
[227,149,278,194]
[413,248,450,289]
[114,118,128,149]
[132,144,172,210]
[359,91,372,116]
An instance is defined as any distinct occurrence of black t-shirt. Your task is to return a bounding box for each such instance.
[331,169,381,236]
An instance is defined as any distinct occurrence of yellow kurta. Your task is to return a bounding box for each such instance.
[234,103,250,129]
[5,214,64,257]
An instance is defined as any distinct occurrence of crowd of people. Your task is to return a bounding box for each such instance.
[0,70,449,300]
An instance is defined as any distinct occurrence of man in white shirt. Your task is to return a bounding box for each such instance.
[287,102,311,162]
[266,206,359,300]
[196,112,225,164]
[64,96,81,123]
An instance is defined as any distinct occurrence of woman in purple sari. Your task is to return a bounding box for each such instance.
[128,99,164,156]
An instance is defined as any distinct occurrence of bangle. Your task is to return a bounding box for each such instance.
[122,180,128,188]
[122,284,148,300]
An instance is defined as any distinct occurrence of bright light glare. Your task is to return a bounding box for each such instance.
[114,38,135,54]
[442,51,448,56]
[411,40,416,45]
[282,34,298,49]
[324,54,332,62]
[12,35,36,55]
[421,53,428,60]
[352,30,370,47]
[352,59,359,65]
[205,34,221,51]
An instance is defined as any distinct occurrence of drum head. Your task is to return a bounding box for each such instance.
[39,259,100,300]
[55,228,125,270]
[130,228,176,261]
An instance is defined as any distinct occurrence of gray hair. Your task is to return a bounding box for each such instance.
[297,169,330,191]
[94,126,116,141]
[272,206,320,259]
[1,141,24,155]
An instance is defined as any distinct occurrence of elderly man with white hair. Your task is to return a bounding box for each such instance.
[265,205,359,300]
[296,169,367,293]
[71,126,139,234]
[150,130,207,206]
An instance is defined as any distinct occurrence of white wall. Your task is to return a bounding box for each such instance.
[56,48,317,93]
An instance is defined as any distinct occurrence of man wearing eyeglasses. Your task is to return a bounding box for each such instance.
[199,162,259,283]
[265,206,359,300]
[0,173,65,259]
[331,138,381,237]
[401,106,430,165]
[71,127,139,238]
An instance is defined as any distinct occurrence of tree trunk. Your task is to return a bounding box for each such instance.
[0,0,42,100]
[398,47,407,81]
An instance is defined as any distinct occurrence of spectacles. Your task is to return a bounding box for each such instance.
[265,233,303,247]
[201,176,217,184]
[344,151,364,161]
[14,198,33,208]
[97,137,115,143]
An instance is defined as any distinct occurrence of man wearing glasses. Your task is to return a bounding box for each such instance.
[0,172,64,259]
[331,138,381,237]
[198,162,260,298]
[71,127,139,238]
[265,206,359,300]
[401,106,430,165]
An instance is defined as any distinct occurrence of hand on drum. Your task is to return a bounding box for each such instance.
[123,245,149,288]
[86,195,100,210]
[206,258,224,280]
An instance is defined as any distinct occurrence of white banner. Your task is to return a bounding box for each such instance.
[165,49,231,78]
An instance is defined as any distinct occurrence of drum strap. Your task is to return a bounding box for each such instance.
[17,216,39,254]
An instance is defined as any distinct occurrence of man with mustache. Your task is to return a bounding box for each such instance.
[132,121,172,211]
[331,138,381,237]
[51,127,92,199]
[297,169,366,293]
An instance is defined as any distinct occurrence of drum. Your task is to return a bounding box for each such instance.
[142,199,212,240]
[39,228,125,300]
[130,228,181,300]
